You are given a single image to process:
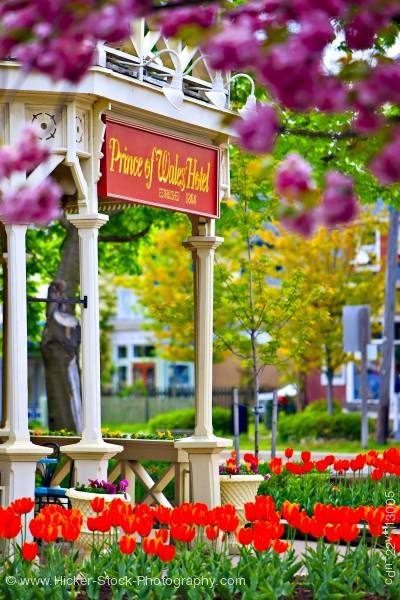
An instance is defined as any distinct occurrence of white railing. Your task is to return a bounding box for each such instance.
[95,18,229,108]
[32,436,190,508]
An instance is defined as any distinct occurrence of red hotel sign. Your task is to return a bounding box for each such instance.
[98,118,220,218]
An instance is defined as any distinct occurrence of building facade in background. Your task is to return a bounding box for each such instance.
[110,287,194,391]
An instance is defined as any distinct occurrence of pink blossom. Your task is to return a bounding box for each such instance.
[319,171,359,227]
[314,77,349,113]
[355,63,400,111]
[345,11,383,50]
[369,137,400,185]
[203,17,261,71]
[0,0,151,82]
[160,5,218,38]
[259,40,320,111]
[0,147,19,179]
[15,125,50,172]
[1,179,61,226]
[233,104,279,154]
[275,153,314,198]
[282,210,318,238]
[298,11,335,52]
[0,125,49,178]
[353,111,384,134]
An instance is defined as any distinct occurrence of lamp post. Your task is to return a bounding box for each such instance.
[139,49,185,109]
[183,55,227,109]
[229,73,257,118]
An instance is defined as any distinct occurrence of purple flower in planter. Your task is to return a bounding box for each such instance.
[118,479,129,493]
[104,483,117,494]
[264,474,271,481]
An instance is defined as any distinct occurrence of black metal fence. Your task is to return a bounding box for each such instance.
[101,386,277,424]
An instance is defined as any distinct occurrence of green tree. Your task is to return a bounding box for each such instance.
[23,204,179,430]
[271,213,385,414]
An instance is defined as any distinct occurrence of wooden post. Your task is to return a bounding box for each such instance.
[175,217,231,507]
[232,388,240,465]
[0,224,8,430]
[377,209,399,444]
[360,346,369,449]
[271,390,278,459]
[61,214,122,482]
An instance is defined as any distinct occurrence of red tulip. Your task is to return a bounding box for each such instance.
[153,505,172,525]
[90,496,105,513]
[284,447,294,459]
[3,514,22,539]
[301,451,311,462]
[12,498,35,515]
[61,523,80,542]
[29,518,45,539]
[119,535,136,554]
[205,525,219,541]
[236,527,253,546]
[155,529,169,543]
[253,533,271,552]
[309,517,324,539]
[272,539,289,553]
[121,516,137,535]
[157,544,176,562]
[388,532,400,553]
[21,541,38,561]
[324,524,341,543]
[371,469,383,481]
[87,514,111,533]
[41,524,59,543]
[301,460,314,474]
[170,524,196,543]
[315,459,328,473]
[269,457,283,475]
[368,522,383,537]
[142,536,161,555]
[340,524,359,543]
[136,516,153,538]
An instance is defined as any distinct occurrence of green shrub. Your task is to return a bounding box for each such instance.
[304,399,342,414]
[278,410,373,442]
[147,407,231,435]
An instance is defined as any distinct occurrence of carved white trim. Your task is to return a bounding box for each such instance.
[26,104,66,149]
[76,108,89,154]
[93,100,110,184]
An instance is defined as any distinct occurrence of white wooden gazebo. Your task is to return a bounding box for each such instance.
[0,21,232,509]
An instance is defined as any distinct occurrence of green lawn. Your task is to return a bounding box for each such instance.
[102,420,400,453]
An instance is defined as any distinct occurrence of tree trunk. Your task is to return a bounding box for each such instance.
[251,329,260,458]
[296,372,307,411]
[326,368,334,416]
[377,209,399,444]
[40,221,82,431]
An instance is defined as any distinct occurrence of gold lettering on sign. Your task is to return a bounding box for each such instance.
[108,136,212,195]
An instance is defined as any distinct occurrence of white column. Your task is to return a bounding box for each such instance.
[0,223,51,508]
[175,219,231,507]
[6,225,29,441]
[61,214,122,484]
[190,237,221,437]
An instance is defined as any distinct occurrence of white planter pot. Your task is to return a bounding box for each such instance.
[219,474,264,524]
[66,488,130,554]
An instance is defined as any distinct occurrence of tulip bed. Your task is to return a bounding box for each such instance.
[0,488,400,600]
[258,448,400,515]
